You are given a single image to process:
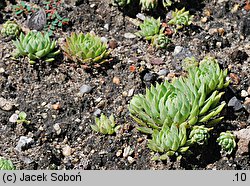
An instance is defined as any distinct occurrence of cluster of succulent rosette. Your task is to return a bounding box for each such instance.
[129,57,236,160]
[136,17,171,49]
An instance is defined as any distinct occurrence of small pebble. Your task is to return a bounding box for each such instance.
[128,89,134,97]
[123,146,131,158]
[62,145,72,157]
[241,90,249,97]
[93,109,101,116]
[0,97,14,111]
[158,69,168,76]
[136,13,146,20]
[124,33,136,39]
[101,37,108,43]
[52,103,61,110]
[0,68,5,73]
[228,96,243,111]
[41,102,47,107]
[80,85,92,94]
[113,76,120,85]
[173,46,183,56]
[53,123,61,135]
[116,150,123,157]
[127,156,135,164]
[104,23,109,31]
[9,113,19,123]
[15,136,33,152]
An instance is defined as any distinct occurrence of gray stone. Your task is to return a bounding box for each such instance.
[128,88,134,97]
[62,145,72,157]
[53,123,61,135]
[0,68,5,73]
[15,136,33,152]
[104,24,109,31]
[228,96,243,111]
[123,146,131,158]
[100,37,108,43]
[158,69,168,76]
[80,85,92,94]
[93,109,101,116]
[173,46,183,56]
[124,33,137,39]
[127,156,135,164]
[9,113,19,123]
[136,13,146,21]
[0,97,14,111]
[241,90,248,97]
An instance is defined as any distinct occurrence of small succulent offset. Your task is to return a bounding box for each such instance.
[217,131,236,155]
[168,8,194,30]
[136,17,162,40]
[129,57,229,159]
[63,32,111,65]
[148,123,189,160]
[16,112,30,124]
[187,125,212,145]
[1,21,21,38]
[13,31,60,64]
[91,113,120,135]
[136,17,170,49]
[0,157,15,170]
[112,0,131,7]
[151,33,171,49]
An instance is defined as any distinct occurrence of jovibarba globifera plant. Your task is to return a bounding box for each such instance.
[168,8,194,30]
[136,17,170,49]
[217,131,236,155]
[129,57,230,160]
[0,157,15,170]
[91,113,120,135]
[1,21,21,38]
[12,31,60,64]
[62,32,111,66]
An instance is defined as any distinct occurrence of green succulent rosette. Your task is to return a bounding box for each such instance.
[0,157,15,170]
[168,8,194,30]
[217,131,236,155]
[63,32,110,65]
[148,123,189,160]
[91,113,120,135]
[187,125,212,145]
[1,20,21,38]
[151,33,171,49]
[136,17,163,40]
[12,31,60,64]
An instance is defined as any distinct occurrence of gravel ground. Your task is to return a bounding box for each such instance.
[0,0,250,170]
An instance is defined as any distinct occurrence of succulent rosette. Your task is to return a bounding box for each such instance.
[13,31,60,64]
[168,8,194,30]
[63,32,111,65]
[217,131,236,155]
[1,20,21,37]
[91,114,120,135]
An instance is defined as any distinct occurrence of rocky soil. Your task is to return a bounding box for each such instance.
[0,0,250,170]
